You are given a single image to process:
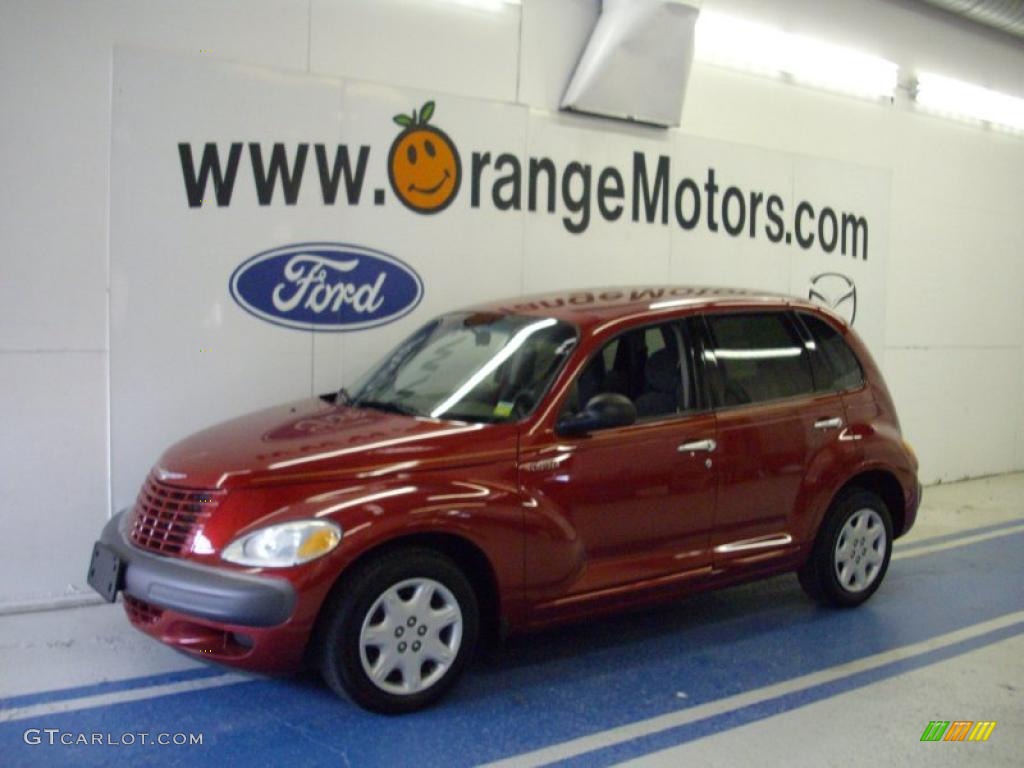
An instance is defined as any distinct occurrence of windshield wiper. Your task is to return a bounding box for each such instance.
[335,387,353,405]
[354,399,420,417]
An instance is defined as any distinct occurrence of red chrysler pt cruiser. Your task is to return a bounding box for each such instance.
[88,286,920,713]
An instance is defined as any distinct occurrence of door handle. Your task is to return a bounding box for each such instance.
[814,417,844,430]
[678,439,717,453]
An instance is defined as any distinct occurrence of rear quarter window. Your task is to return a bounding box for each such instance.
[798,313,865,391]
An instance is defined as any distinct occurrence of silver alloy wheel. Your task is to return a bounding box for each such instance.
[834,508,887,593]
[359,577,463,696]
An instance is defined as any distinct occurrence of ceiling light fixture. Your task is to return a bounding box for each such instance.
[915,72,1024,133]
[694,11,898,101]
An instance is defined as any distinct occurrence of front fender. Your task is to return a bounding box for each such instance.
[199,474,525,613]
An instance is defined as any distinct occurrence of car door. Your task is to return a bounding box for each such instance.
[698,310,847,567]
[520,319,717,607]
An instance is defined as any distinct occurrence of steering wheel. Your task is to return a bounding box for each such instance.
[510,390,537,418]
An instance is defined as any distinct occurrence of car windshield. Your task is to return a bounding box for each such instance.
[349,312,578,423]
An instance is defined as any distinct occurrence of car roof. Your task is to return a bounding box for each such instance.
[467,285,839,335]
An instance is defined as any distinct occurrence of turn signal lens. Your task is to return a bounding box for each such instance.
[221,520,342,568]
[298,527,340,558]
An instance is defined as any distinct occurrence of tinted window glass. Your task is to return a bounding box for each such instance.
[351,313,577,423]
[799,313,864,391]
[562,322,694,421]
[706,313,814,405]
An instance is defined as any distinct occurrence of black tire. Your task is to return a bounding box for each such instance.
[798,488,893,608]
[317,547,479,714]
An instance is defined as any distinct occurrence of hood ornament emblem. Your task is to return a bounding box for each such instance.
[156,467,187,482]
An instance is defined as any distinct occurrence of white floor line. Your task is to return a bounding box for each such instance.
[0,673,252,723]
[893,523,1024,560]
[480,610,1024,768]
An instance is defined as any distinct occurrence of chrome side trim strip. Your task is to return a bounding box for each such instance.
[714,533,793,554]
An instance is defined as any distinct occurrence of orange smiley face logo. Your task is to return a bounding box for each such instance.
[388,101,461,214]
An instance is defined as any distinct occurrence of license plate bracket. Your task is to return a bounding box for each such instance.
[87,542,124,603]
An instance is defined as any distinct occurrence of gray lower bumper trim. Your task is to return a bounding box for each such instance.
[99,511,296,628]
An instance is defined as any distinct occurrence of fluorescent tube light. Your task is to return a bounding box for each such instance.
[434,0,520,12]
[915,72,1024,133]
[695,11,898,100]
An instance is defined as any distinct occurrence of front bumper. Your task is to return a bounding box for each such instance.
[94,510,296,627]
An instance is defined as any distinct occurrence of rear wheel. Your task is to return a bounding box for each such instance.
[318,548,479,713]
[798,488,893,607]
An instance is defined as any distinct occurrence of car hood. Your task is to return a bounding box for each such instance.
[154,397,516,490]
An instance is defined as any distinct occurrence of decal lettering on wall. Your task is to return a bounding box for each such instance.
[178,100,870,258]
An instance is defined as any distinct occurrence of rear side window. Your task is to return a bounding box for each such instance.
[799,313,865,391]
[705,312,814,406]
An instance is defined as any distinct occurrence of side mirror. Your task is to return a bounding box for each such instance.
[557,393,637,436]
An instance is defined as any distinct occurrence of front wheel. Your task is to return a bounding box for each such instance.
[318,548,479,714]
[798,488,893,607]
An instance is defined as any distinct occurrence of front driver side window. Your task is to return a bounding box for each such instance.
[561,322,691,422]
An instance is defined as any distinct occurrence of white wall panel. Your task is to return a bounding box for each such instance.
[0,352,108,606]
[0,2,112,352]
[886,348,1021,483]
[888,116,1023,221]
[0,0,311,353]
[886,203,1024,350]
[109,50,336,508]
[310,0,522,102]
[105,0,310,73]
[1018,348,1024,472]
[681,65,897,169]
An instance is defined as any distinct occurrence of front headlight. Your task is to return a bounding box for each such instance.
[221,520,342,567]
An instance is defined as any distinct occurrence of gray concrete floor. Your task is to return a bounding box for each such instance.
[1,472,1022,765]
[623,633,1023,768]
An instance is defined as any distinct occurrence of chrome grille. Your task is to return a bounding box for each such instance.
[128,475,223,556]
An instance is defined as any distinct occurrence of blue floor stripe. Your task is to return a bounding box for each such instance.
[0,532,1020,767]
[0,667,224,711]
[895,517,1024,552]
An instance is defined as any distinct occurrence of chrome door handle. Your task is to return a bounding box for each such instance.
[814,417,843,430]
[678,439,717,453]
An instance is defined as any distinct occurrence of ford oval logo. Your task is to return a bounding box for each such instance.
[229,242,423,332]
